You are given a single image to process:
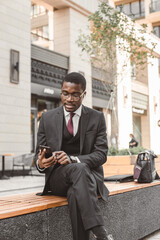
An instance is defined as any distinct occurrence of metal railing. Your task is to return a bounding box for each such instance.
[31,33,50,42]
[31,10,48,18]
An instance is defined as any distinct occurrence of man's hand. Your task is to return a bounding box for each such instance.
[56,151,71,165]
[38,149,57,169]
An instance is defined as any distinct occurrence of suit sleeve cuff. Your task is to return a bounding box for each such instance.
[75,157,80,163]
[36,160,46,172]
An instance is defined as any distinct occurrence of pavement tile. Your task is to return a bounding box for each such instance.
[0,174,45,196]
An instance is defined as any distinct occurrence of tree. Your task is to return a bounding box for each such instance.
[77,0,156,88]
[76,0,157,148]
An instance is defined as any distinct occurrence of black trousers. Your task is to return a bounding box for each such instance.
[49,163,104,240]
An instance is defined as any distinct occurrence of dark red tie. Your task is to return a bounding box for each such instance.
[67,113,75,135]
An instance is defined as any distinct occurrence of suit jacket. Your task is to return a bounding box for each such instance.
[35,105,109,200]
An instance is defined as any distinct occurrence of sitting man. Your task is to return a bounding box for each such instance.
[35,72,114,240]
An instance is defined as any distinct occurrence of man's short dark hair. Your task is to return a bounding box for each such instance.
[62,72,86,91]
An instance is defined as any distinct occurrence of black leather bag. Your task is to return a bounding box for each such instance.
[133,150,159,183]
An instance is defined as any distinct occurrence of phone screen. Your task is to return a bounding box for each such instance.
[39,145,52,158]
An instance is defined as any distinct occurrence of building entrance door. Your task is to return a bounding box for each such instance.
[31,96,60,153]
[133,115,141,146]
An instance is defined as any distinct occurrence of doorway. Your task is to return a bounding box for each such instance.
[133,115,141,146]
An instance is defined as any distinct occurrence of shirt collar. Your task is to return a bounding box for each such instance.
[63,105,82,117]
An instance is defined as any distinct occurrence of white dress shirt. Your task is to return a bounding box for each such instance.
[63,105,82,136]
[37,105,82,170]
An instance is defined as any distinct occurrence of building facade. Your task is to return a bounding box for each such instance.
[109,0,160,150]
[0,0,31,169]
[0,0,160,172]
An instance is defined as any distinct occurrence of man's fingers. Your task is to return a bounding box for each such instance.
[41,149,46,159]
[56,152,66,160]
[42,156,54,164]
[43,159,57,168]
[58,155,70,165]
[42,155,57,167]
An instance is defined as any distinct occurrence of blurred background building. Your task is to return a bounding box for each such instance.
[109,0,160,149]
[0,0,160,171]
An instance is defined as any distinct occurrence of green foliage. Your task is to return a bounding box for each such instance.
[128,146,146,155]
[108,146,146,156]
[118,148,131,155]
[108,146,118,156]
[77,0,156,80]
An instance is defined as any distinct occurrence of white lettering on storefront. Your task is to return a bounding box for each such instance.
[44,88,54,95]
[132,107,144,114]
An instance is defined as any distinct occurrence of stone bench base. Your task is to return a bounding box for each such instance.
[1,181,160,240]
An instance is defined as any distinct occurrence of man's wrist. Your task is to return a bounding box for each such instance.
[38,159,44,168]
[37,159,45,171]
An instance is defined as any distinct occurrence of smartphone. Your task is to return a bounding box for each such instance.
[39,145,52,158]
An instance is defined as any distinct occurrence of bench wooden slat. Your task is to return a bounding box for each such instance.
[0,195,68,219]
[1,181,160,220]
[105,180,160,195]
[0,197,68,209]
[0,200,67,214]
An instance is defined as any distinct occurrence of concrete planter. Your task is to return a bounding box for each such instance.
[107,155,137,165]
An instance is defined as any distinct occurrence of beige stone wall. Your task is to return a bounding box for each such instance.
[136,62,148,85]
[31,14,48,29]
[141,112,150,149]
[54,8,70,56]
[71,0,99,13]
[148,57,160,154]
[69,8,92,107]
[116,39,133,149]
[0,0,31,167]
[54,7,92,107]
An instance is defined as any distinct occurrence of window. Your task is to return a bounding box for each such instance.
[153,26,160,73]
[31,4,48,18]
[131,61,136,81]
[122,4,130,15]
[153,26,160,38]
[116,0,145,19]
[31,25,49,41]
[150,0,160,13]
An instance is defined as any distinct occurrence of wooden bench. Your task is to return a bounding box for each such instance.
[1,181,160,240]
[0,181,160,220]
[1,156,160,240]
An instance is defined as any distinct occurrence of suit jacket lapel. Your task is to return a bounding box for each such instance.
[55,106,63,150]
[80,106,89,154]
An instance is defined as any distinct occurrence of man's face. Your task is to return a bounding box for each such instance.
[61,81,85,112]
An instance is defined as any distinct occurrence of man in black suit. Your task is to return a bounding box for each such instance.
[35,72,114,240]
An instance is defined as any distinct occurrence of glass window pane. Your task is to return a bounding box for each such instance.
[131,1,139,16]
[153,26,160,38]
[39,6,45,14]
[43,26,49,39]
[122,3,131,15]
[140,0,145,14]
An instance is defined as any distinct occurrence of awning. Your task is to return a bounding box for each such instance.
[132,91,148,110]
[31,82,61,99]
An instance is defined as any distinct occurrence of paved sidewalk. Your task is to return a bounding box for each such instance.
[0,173,45,196]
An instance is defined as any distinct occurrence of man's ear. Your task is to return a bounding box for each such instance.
[83,91,86,98]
